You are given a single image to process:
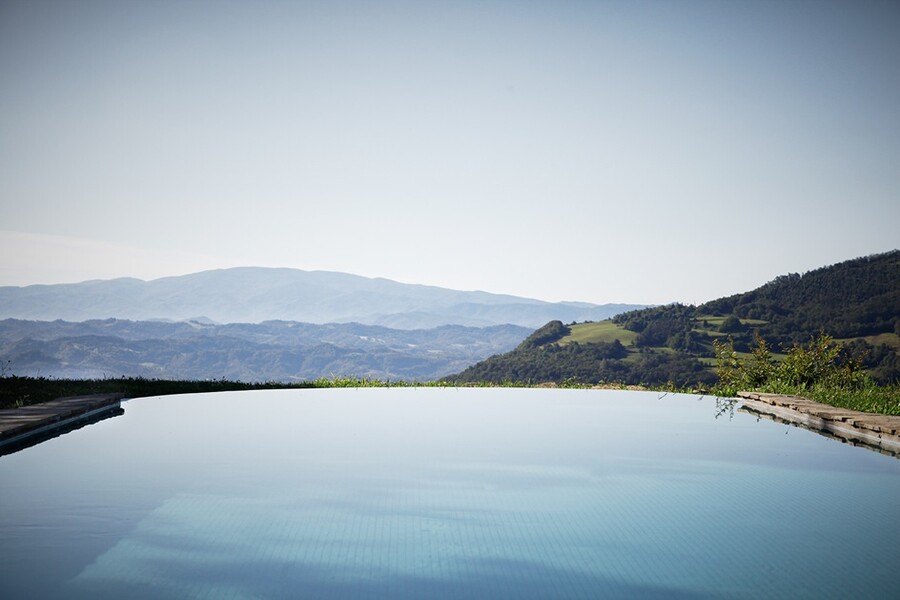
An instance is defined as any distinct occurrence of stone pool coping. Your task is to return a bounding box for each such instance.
[737,391,900,457]
[0,393,125,455]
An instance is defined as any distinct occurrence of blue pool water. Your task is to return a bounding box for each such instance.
[1,388,898,599]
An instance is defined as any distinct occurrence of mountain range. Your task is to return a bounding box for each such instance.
[0,319,533,382]
[10,253,893,387]
[0,267,642,329]
[0,267,643,381]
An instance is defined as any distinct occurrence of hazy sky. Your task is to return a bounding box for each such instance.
[1,0,897,305]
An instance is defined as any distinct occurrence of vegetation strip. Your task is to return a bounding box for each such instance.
[452,252,899,391]
[737,391,900,456]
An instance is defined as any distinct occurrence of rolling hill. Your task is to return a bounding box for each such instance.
[0,319,533,382]
[448,251,900,386]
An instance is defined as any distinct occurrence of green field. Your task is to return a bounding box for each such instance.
[694,315,768,327]
[858,333,900,350]
[559,317,768,354]
[559,321,638,345]
[691,315,769,338]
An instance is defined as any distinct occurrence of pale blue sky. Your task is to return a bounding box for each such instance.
[1,0,897,305]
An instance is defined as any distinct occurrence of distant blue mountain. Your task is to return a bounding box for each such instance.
[0,318,533,382]
[0,267,645,328]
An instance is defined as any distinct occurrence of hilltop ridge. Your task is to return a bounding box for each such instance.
[0,267,643,329]
[449,251,900,386]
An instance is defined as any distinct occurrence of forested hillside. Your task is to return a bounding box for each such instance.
[697,251,898,343]
[448,251,900,386]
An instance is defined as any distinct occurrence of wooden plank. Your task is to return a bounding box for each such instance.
[0,394,125,453]
[736,391,900,457]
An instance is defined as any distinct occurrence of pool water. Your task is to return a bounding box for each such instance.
[1,388,898,599]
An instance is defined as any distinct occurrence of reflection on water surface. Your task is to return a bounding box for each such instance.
[1,388,897,599]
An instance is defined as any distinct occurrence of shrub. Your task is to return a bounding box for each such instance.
[713,333,863,397]
[711,333,898,415]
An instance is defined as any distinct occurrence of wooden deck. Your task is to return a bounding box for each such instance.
[738,391,900,457]
[0,393,125,455]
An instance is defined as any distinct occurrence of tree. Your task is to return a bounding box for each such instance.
[718,315,744,333]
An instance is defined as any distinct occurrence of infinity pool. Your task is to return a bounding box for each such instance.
[1,388,897,599]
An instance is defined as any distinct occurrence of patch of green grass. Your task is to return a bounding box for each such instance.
[694,315,768,327]
[560,321,638,345]
[757,380,900,416]
[849,333,900,350]
[692,315,768,337]
[694,315,727,327]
